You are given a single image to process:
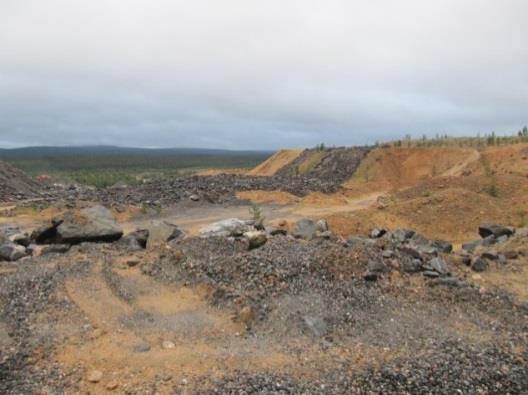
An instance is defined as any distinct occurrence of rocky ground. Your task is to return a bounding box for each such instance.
[0,205,527,393]
[0,147,370,208]
[1,145,527,393]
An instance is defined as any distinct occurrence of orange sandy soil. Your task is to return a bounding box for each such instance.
[243,144,528,245]
[246,149,302,176]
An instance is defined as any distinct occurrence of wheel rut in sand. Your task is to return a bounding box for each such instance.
[57,259,295,389]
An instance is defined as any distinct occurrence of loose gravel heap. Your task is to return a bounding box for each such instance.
[142,231,527,393]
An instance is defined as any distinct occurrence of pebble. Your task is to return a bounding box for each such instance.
[86,370,103,383]
[162,340,175,349]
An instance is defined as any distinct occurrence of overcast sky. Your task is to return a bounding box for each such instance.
[0,1,527,149]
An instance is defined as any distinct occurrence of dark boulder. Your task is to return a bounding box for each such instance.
[478,224,514,239]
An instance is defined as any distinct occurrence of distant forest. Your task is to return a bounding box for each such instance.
[0,146,273,187]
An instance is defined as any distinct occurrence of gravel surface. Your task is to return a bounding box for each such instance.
[0,230,527,393]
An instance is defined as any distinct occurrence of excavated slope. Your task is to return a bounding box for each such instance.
[247,149,303,176]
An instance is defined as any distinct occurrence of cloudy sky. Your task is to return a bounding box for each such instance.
[0,0,527,149]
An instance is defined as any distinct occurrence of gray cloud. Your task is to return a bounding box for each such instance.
[1,0,527,149]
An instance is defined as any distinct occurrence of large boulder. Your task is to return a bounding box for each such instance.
[31,205,123,245]
[478,224,514,239]
[199,218,254,238]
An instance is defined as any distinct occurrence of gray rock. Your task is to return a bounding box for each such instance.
[0,243,27,261]
[478,224,514,239]
[244,230,267,250]
[167,226,184,242]
[189,194,200,201]
[431,240,453,253]
[462,239,482,253]
[316,219,329,232]
[315,230,333,239]
[133,341,151,353]
[495,235,509,244]
[347,236,375,248]
[199,218,253,238]
[370,228,387,238]
[471,257,488,272]
[382,249,394,258]
[425,257,449,275]
[390,229,416,243]
[399,245,422,260]
[368,259,389,273]
[413,243,439,256]
[423,270,440,278]
[402,258,422,273]
[481,235,497,246]
[302,316,327,337]
[410,233,429,246]
[32,205,123,245]
[9,233,30,247]
[292,218,318,240]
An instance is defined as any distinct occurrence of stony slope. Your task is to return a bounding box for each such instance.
[0,161,41,201]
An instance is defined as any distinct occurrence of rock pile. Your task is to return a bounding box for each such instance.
[457,223,525,272]
[0,205,134,262]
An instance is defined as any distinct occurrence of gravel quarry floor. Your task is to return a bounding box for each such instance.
[1,232,527,394]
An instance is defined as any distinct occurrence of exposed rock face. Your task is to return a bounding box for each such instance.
[32,205,123,245]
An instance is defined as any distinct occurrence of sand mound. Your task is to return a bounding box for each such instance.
[344,147,478,194]
[247,149,302,176]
